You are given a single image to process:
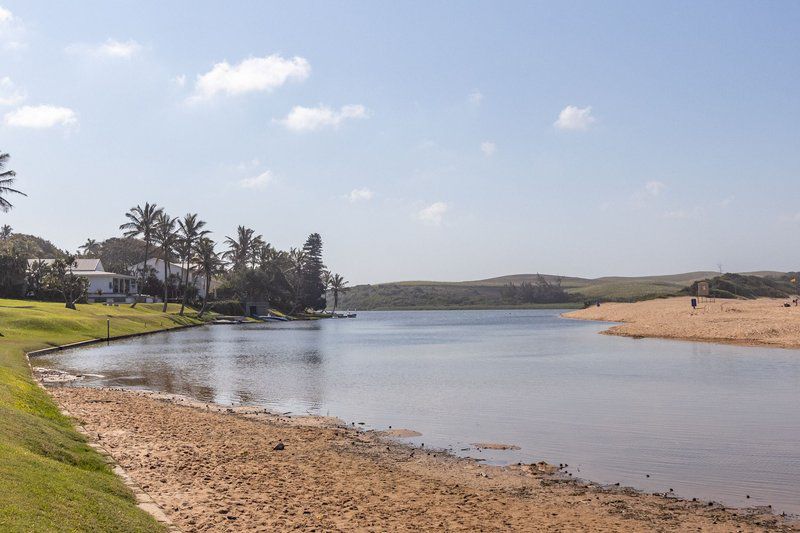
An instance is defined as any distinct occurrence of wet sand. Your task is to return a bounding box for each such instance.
[564,297,800,349]
[49,386,795,532]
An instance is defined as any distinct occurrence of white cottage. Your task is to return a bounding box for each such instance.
[28,258,138,303]
[130,257,219,298]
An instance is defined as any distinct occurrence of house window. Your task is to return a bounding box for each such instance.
[108,282,113,290]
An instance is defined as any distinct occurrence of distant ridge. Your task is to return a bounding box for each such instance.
[338,270,789,310]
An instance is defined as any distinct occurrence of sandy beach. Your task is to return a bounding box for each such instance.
[564,297,800,349]
[48,386,795,532]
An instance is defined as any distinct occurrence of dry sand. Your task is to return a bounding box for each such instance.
[564,297,800,349]
[49,387,795,532]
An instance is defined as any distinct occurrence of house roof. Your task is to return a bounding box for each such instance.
[27,258,103,272]
[76,271,136,279]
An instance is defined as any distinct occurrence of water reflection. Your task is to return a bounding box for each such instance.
[38,310,800,515]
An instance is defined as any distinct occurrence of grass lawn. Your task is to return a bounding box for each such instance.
[0,298,207,532]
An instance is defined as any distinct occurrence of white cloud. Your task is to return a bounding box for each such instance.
[644,180,666,196]
[347,187,374,202]
[468,90,483,105]
[0,6,26,51]
[66,38,143,59]
[554,105,595,131]
[172,74,186,87]
[631,181,666,208]
[4,105,77,128]
[720,195,734,207]
[0,77,25,106]
[277,104,368,132]
[416,201,449,226]
[480,141,496,157]
[239,170,273,190]
[189,54,310,103]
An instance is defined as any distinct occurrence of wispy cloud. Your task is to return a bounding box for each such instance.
[416,201,449,226]
[66,38,143,59]
[630,180,666,208]
[172,74,186,87]
[0,77,25,106]
[277,104,368,132]
[554,105,595,131]
[480,141,496,157]
[239,170,273,190]
[0,6,26,51]
[4,105,77,128]
[347,187,374,202]
[468,90,483,105]
[189,54,310,103]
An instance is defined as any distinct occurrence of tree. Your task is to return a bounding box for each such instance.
[285,247,307,313]
[25,259,51,299]
[223,226,262,271]
[120,203,163,307]
[177,213,208,315]
[0,252,27,298]
[44,255,88,310]
[98,237,147,274]
[1,224,11,240]
[152,212,178,312]
[193,237,223,317]
[328,273,348,313]
[301,233,326,311]
[79,238,101,257]
[0,151,26,212]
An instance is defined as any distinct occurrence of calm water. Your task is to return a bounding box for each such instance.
[38,310,800,514]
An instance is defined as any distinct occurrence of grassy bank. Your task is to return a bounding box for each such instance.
[0,298,206,532]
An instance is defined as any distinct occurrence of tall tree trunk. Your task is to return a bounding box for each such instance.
[199,273,211,318]
[180,250,192,316]
[131,240,149,308]
[162,259,169,312]
[333,291,338,313]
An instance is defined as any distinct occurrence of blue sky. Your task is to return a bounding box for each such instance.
[1,1,799,284]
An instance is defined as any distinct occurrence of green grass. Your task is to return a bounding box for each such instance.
[0,298,208,532]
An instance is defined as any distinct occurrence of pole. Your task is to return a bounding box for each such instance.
[107,319,110,344]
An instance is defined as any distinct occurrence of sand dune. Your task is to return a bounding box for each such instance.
[565,297,800,349]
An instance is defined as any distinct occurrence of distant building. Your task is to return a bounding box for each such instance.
[28,258,138,303]
[130,258,219,298]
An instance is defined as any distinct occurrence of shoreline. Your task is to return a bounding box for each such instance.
[27,306,799,530]
[41,381,797,531]
[563,297,800,350]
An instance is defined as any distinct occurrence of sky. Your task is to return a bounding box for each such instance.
[1,1,799,284]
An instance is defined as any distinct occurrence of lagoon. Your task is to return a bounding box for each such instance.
[39,310,800,514]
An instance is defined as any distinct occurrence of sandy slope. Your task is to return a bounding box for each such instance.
[50,387,794,532]
[564,297,800,349]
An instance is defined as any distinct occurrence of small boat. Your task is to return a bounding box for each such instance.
[259,313,289,322]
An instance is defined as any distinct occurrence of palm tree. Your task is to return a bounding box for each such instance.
[0,151,26,212]
[120,203,163,307]
[223,226,262,271]
[79,238,101,257]
[152,212,178,312]
[329,273,348,313]
[193,237,223,317]
[0,224,11,240]
[285,247,307,313]
[177,213,209,315]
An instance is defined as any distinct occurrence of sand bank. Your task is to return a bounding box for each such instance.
[48,387,794,532]
[564,297,800,349]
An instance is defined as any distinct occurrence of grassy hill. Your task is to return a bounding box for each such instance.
[0,299,207,531]
[337,271,789,310]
